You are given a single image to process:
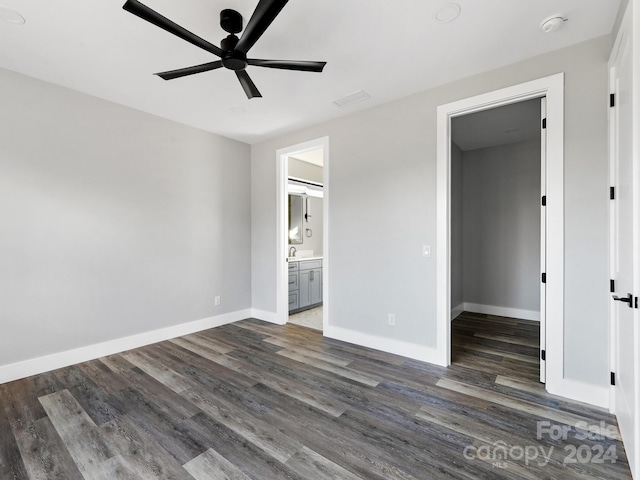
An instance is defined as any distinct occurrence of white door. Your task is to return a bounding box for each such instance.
[610,5,639,477]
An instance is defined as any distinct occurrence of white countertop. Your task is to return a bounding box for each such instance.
[288,256,323,262]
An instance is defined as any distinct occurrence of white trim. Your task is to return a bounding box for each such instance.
[324,325,442,365]
[463,303,540,322]
[548,379,611,410]
[451,303,465,320]
[633,0,640,475]
[322,142,330,332]
[540,96,548,384]
[276,137,330,330]
[0,309,250,385]
[250,308,282,324]
[437,74,565,390]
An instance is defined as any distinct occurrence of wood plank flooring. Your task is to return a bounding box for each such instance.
[0,313,632,479]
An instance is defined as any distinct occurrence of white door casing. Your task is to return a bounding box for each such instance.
[436,73,564,395]
[609,3,640,477]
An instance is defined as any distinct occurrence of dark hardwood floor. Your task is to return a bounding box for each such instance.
[0,313,632,479]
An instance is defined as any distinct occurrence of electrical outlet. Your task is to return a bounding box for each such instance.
[215,296,221,306]
[388,314,396,326]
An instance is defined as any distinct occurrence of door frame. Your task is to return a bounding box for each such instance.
[276,137,330,328]
[436,73,564,395]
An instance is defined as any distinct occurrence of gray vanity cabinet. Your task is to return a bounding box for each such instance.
[288,259,322,313]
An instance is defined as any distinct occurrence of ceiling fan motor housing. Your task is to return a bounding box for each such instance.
[221,38,247,70]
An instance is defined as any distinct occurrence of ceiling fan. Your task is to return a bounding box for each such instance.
[122,0,327,99]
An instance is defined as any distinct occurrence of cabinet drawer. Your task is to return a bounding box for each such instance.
[288,272,299,290]
[299,259,322,271]
[288,261,299,271]
[289,291,299,311]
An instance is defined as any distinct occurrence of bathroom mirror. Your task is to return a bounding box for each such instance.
[288,194,304,245]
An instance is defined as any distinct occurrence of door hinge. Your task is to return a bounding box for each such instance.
[610,279,615,293]
[541,350,546,361]
[610,93,615,108]
[541,195,547,206]
[611,372,616,386]
[542,118,547,129]
[610,186,615,200]
[541,273,546,284]
[636,297,639,309]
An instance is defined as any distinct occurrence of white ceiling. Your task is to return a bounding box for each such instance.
[0,0,621,144]
[452,98,542,151]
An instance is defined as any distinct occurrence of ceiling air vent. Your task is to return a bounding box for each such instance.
[333,90,371,107]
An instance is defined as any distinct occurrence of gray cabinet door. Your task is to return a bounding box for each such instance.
[299,268,322,309]
[309,268,322,305]
[299,270,311,309]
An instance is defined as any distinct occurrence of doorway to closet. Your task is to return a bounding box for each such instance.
[450,98,544,384]
[437,73,565,397]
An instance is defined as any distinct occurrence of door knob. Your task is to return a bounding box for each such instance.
[612,293,633,308]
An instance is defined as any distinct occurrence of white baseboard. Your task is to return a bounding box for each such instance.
[0,309,252,385]
[548,378,610,410]
[464,302,540,321]
[324,324,445,366]
[451,303,465,320]
[250,309,283,325]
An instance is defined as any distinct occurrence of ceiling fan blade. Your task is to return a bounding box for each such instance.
[155,61,223,80]
[235,70,262,99]
[235,0,288,55]
[248,59,326,72]
[123,0,224,58]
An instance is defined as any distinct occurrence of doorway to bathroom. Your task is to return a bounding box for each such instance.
[276,137,329,332]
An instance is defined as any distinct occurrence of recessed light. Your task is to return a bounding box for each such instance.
[0,6,25,25]
[434,3,461,24]
[231,107,246,113]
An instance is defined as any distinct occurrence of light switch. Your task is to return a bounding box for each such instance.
[423,245,431,257]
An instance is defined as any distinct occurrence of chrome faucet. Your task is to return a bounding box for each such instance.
[289,246,297,257]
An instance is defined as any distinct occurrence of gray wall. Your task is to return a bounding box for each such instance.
[461,140,541,312]
[251,35,611,387]
[0,67,251,367]
[450,142,464,310]
[289,158,323,183]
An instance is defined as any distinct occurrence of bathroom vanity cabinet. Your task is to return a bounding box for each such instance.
[288,258,322,313]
